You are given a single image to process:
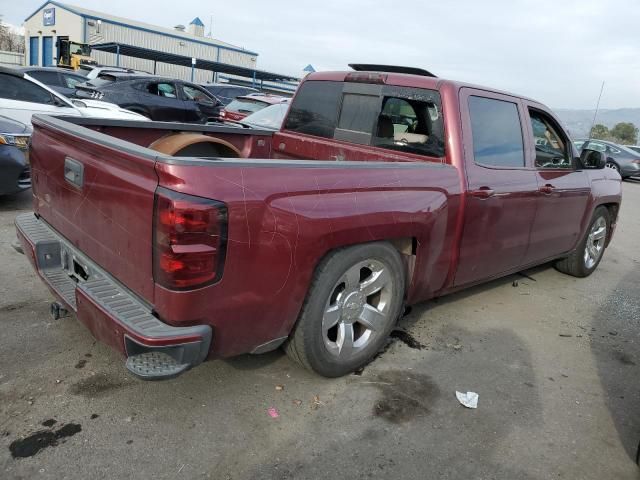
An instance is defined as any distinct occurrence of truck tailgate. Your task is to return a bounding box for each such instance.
[29,115,158,303]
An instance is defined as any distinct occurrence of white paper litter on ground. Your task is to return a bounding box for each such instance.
[456,391,479,409]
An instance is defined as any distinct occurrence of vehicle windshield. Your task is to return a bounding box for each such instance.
[226,98,269,114]
[85,74,118,88]
[70,42,91,56]
[240,103,290,130]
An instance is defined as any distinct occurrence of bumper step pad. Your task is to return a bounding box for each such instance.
[126,351,190,380]
[15,213,212,381]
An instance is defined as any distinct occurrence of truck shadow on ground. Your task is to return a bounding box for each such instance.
[235,327,544,480]
[590,266,640,463]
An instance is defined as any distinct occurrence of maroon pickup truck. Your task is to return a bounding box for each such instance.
[16,65,621,379]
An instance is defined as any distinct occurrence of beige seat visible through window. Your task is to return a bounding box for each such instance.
[394,132,428,144]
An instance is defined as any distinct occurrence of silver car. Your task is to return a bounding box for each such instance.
[574,139,640,179]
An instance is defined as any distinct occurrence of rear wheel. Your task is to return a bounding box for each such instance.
[285,242,405,377]
[555,206,610,277]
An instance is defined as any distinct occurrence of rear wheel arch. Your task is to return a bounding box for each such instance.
[599,202,620,246]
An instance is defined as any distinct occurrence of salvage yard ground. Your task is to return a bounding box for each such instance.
[1,181,639,479]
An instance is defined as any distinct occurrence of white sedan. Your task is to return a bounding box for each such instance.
[0,66,146,125]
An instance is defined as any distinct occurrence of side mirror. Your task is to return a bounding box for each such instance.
[579,148,606,169]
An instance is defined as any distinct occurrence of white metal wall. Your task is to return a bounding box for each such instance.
[0,50,25,66]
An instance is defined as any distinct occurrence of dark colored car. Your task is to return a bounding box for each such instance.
[221,94,289,122]
[574,138,640,179]
[0,115,31,195]
[75,75,223,123]
[200,83,259,106]
[16,67,87,97]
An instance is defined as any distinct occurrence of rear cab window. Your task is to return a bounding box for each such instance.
[283,79,445,159]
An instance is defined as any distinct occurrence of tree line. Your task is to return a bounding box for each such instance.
[0,15,25,54]
[590,122,638,145]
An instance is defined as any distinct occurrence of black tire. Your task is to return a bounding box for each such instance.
[285,242,405,377]
[555,206,610,277]
[606,161,620,174]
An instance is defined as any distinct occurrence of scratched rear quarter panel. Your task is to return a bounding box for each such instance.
[155,160,461,357]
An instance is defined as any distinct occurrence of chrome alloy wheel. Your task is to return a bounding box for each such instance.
[584,216,607,269]
[322,260,394,360]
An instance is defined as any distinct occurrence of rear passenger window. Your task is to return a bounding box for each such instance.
[284,81,343,138]
[468,96,525,168]
[148,83,177,98]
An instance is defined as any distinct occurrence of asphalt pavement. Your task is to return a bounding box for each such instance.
[1,181,639,479]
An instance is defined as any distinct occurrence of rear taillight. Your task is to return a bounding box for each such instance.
[153,187,227,290]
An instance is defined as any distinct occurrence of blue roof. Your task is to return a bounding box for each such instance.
[303,64,316,73]
[190,17,205,27]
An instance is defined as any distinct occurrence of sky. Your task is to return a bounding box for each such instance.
[1,0,639,109]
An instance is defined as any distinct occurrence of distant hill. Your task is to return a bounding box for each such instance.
[554,108,640,140]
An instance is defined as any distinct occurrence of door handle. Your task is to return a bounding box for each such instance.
[539,184,555,195]
[469,187,495,199]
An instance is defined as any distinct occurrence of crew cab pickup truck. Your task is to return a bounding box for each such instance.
[16,65,622,379]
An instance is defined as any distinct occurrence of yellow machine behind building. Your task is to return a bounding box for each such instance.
[57,39,97,70]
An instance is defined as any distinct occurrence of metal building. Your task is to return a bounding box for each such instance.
[22,1,260,84]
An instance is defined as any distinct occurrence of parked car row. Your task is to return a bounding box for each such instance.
[0,67,147,127]
[2,64,290,126]
[574,138,640,179]
[75,74,225,123]
[74,73,289,123]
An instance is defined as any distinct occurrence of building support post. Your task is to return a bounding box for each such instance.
[153,60,157,75]
[191,57,196,82]
[252,71,256,88]
[116,44,120,67]
[214,48,220,83]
